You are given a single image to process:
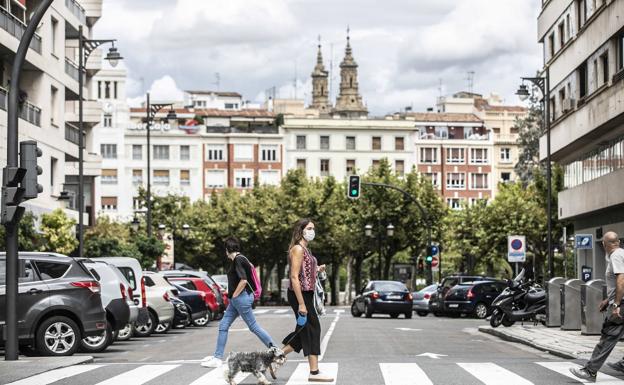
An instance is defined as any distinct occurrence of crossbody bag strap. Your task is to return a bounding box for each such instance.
[237,254,255,293]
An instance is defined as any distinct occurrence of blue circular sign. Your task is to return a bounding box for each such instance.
[511,239,523,250]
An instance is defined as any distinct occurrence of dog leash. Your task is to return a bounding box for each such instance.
[283,322,306,347]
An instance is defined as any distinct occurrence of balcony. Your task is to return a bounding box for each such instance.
[0,7,42,54]
[65,99,101,127]
[65,57,80,83]
[65,124,85,146]
[418,126,491,141]
[79,0,103,26]
[0,86,41,127]
[65,0,86,24]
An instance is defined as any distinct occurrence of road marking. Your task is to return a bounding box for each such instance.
[417,352,447,359]
[286,363,337,385]
[319,315,340,361]
[459,363,533,385]
[94,364,179,385]
[6,364,104,385]
[274,309,289,314]
[253,309,270,314]
[333,309,345,314]
[189,367,249,385]
[379,363,433,385]
[395,327,422,331]
[536,362,624,384]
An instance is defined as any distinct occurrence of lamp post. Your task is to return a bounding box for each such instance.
[144,94,177,238]
[516,70,552,279]
[365,222,395,278]
[77,25,122,258]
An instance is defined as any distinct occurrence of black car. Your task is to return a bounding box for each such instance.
[171,296,190,329]
[0,252,107,356]
[444,281,507,318]
[171,283,209,326]
[351,281,413,319]
[428,275,498,316]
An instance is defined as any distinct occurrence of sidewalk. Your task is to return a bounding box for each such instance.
[0,355,93,384]
[479,324,624,360]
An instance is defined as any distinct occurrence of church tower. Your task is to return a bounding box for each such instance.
[310,40,331,115]
[333,29,368,118]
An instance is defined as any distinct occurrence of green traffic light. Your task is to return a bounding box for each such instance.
[351,189,357,196]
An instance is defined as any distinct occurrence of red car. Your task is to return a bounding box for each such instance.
[168,277,222,320]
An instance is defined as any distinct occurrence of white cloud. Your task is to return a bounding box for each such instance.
[126,75,184,107]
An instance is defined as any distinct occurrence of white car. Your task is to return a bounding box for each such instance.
[139,271,176,335]
[212,274,228,292]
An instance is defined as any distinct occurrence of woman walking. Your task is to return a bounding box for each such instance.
[281,218,334,382]
[201,237,276,368]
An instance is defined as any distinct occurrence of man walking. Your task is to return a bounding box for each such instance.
[571,231,624,382]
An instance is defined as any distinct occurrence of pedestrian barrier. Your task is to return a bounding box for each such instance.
[581,279,606,335]
[546,277,566,327]
[561,279,582,330]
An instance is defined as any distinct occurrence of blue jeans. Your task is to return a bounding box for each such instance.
[214,291,275,359]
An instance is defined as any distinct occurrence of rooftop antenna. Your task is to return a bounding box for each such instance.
[466,71,475,94]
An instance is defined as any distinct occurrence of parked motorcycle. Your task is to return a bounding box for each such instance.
[489,269,546,328]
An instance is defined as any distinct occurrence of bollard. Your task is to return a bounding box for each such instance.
[546,277,566,327]
[581,279,607,335]
[561,279,583,330]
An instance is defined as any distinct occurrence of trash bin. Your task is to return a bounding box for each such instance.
[581,279,607,335]
[546,277,566,327]
[561,279,583,330]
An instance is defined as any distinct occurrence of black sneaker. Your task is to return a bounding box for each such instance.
[608,361,624,373]
[569,367,596,383]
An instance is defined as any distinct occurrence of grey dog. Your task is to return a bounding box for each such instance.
[224,346,286,385]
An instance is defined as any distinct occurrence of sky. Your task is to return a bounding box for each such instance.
[94,0,543,115]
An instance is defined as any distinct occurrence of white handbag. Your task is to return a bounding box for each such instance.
[314,272,326,316]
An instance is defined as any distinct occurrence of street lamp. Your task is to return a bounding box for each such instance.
[131,216,140,232]
[516,72,552,279]
[77,26,123,258]
[364,224,373,237]
[386,223,395,237]
[158,223,166,238]
[182,223,191,237]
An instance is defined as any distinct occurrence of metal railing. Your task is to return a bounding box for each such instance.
[0,86,41,127]
[65,0,86,24]
[65,57,80,82]
[0,7,42,53]
[65,124,84,145]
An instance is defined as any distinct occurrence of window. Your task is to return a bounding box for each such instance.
[259,170,280,186]
[132,145,142,160]
[296,159,306,171]
[235,170,253,188]
[180,145,190,161]
[114,81,118,99]
[104,81,111,99]
[566,14,571,40]
[471,173,489,189]
[180,170,190,185]
[372,160,380,169]
[372,136,381,150]
[558,22,565,47]
[447,198,462,210]
[51,157,57,189]
[501,172,511,183]
[34,261,69,280]
[101,196,118,211]
[320,136,330,150]
[51,17,58,56]
[132,169,143,185]
[446,148,465,164]
[206,145,224,161]
[261,145,278,162]
[395,137,404,151]
[346,136,356,150]
[346,159,356,175]
[577,0,587,29]
[500,148,511,163]
[593,59,598,90]
[578,62,588,99]
[296,136,306,150]
[224,103,238,109]
[194,100,206,108]
[420,148,438,163]
[133,197,143,211]
[101,144,117,159]
[117,267,137,290]
[470,148,488,164]
[320,159,330,177]
[234,144,253,161]
[423,172,439,188]
[103,114,112,128]
[601,52,609,85]
[549,96,556,121]
[101,169,118,184]
[206,170,226,188]
[395,160,405,177]
[548,33,555,57]
[154,170,170,185]
[153,145,169,160]
[618,33,624,71]
[50,86,59,125]
[98,81,102,99]
[446,172,465,189]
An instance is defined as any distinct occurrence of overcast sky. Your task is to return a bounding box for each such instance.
[94,0,543,115]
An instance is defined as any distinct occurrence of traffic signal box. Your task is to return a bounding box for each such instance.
[426,245,439,264]
[347,175,360,199]
[1,140,43,225]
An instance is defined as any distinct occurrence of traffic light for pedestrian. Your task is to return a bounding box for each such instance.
[20,140,43,200]
[417,258,424,274]
[347,175,360,199]
[1,166,26,225]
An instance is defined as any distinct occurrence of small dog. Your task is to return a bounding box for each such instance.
[223,346,286,385]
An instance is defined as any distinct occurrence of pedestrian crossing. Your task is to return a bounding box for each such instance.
[6,360,624,385]
[253,308,346,316]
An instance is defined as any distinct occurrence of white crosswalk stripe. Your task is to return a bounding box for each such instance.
[285,363,338,385]
[458,362,533,385]
[380,363,433,385]
[188,368,249,385]
[5,364,104,385]
[274,309,290,314]
[537,361,624,384]
[94,364,179,385]
[253,309,270,314]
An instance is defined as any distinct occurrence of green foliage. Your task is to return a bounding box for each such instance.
[0,212,44,251]
[84,216,140,259]
[39,209,78,255]
[136,236,165,269]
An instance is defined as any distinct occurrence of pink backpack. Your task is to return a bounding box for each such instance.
[241,256,262,301]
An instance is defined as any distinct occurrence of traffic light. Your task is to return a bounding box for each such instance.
[425,245,439,264]
[347,175,360,199]
[20,140,43,200]
[1,167,26,225]
[417,258,424,274]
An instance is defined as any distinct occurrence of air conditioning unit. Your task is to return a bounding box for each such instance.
[563,98,576,112]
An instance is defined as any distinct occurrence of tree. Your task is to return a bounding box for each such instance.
[136,236,165,269]
[84,216,141,259]
[514,95,545,184]
[0,212,43,251]
[39,209,78,255]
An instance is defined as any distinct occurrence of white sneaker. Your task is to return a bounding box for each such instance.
[200,356,223,368]
[308,372,334,382]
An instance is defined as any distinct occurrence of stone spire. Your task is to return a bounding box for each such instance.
[310,36,331,115]
[333,27,367,118]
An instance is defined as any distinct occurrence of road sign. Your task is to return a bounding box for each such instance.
[508,235,526,263]
[581,265,592,282]
[575,234,593,250]
[431,256,439,271]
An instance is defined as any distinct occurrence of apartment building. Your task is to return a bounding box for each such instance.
[537,0,624,276]
[0,0,104,224]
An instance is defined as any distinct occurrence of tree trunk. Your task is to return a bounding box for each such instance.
[354,256,364,294]
[330,261,339,306]
[345,256,353,305]
[383,253,393,280]
[277,260,286,304]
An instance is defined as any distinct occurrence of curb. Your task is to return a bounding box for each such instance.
[478,326,579,359]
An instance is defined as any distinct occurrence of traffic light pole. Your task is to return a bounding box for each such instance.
[2,0,53,361]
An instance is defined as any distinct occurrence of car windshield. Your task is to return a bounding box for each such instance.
[374,282,407,292]
[421,284,438,292]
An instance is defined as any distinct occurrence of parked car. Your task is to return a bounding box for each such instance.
[79,260,132,352]
[428,275,498,316]
[444,281,508,319]
[161,270,227,316]
[171,283,209,326]
[0,252,107,356]
[138,272,175,336]
[212,274,228,293]
[412,284,439,317]
[171,296,191,329]
[167,277,221,320]
[351,280,413,319]
[108,265,138,341]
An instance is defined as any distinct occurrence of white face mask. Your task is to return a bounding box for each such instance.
[303,229,315,242]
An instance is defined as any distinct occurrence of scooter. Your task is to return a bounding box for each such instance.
[489,269,546,328]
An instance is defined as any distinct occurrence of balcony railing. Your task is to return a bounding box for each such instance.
[65,58,80,83]
[65,0,87,24]
[0,7,42,53]
[65,124,85,145]
[0,86,41,127]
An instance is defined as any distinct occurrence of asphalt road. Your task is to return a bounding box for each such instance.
[6,307,624,385]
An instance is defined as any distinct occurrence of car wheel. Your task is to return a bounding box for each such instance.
[155,321,171,334]
[474,303,489,319]
[490,309,504,328]
[390,313,399,319]
[79,321,113,353]
[133,310,157,337]
[36,316,80,356]
[193,316,209,327]
[416,311,428,317]
[116,323,133,341]
[351,303,362,317]
[405,312,413,319]
[365,303,373,318]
